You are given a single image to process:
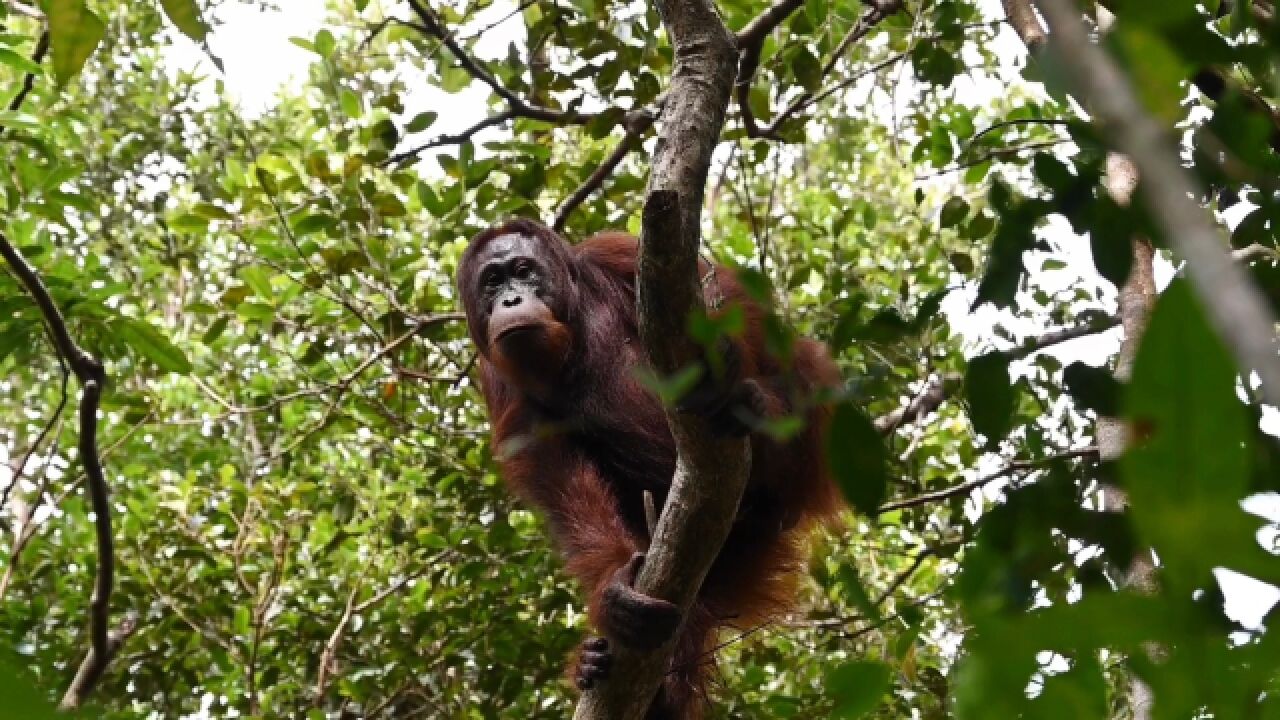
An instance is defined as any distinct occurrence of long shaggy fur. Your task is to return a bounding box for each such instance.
[460,220,842,718]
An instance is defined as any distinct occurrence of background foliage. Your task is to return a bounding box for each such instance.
[0,0,1277,717]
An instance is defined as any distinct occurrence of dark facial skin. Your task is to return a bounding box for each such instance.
[468,233,573,395]
[474,234,557,343]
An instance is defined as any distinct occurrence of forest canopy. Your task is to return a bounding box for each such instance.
[0,0,1278,717]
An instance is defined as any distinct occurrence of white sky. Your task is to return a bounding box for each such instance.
[155,0,1279,627]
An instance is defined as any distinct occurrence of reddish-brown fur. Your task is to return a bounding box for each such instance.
[459,219,842,718]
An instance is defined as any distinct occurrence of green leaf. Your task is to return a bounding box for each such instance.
[405,111,439,133]
[974,211,1034,309]
[791,47,822,93]
[940,196,970,227]
[235,302,275,322]
[239,266,274,301]
[1123,281,1264,589]
[635,365,702,408]
[159,0,209,42]
[314,29,336,58]
[1062,361,1121,417]
[292,213,337,236]
[46,0,105,86]
[116,317,192,374]
[0,661,60,719]
[966,351,1013,441]
[827,401,888,515]
[1032,152,1072,191]
[827,660,892,718]
[949,252,975,273]
[0,321,35,364]
[191,202,233,220]
[1110,0,1197,27]
[1110,26,1188,124]
[1088,199,1135,288]
[168,213,209,234]
[201,315,229,345]
[440,65,472,93]
[339,88,362,118]
[836,562,882,622]
[0,47,42,75]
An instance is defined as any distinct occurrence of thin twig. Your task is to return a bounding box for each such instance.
[757,5,911,137]
[552,111,654,230]
[871,314,1118,434]
[5,30,48,113]
[387,110,516,166]
[272,318,436,459]
[405,2,586,124]
[1,357,68,509]
[913,140,1065,180]
[1232,243,1280,264]
[877,446,1098,513]
[873,544,939,605]
[964,117,1070,152]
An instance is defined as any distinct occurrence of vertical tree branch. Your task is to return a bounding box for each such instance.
[1036,0,1280,406]
[1003,3,1162,716]
[0,232,116,709]
[572,0,742,716]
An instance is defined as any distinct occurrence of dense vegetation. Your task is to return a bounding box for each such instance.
[1,0,1277,717]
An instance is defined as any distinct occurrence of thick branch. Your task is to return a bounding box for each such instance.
[874,373,960,434]
[1002,0,1048,52]
[1014,313,1120,357]
[1233,243,1280,263]
[1037,0,1280,407]
[572,0,740,716]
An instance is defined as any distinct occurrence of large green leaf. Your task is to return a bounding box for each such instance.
[826,660,892,718]
[45,0,105,86]
[1123,281,1268,589]
[116,317,193,374]
[966,351,1014,442]
[827,401,888,516]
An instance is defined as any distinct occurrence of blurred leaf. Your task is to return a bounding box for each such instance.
[966,351,1014,441]
[159,0,209,42]
[1062,361,1120,416]
[940,196,970,228]
[1123,281,1264,589]
[115,317,192,374]
[791,47,822,93]
[827,660,892,718]
[827,401,888,515]
[47,0,105,86]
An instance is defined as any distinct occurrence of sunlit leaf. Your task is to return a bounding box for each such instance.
[46,0,105,86]
[159,0,209,42]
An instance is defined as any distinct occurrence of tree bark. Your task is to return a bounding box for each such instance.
[571,0,742,718]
